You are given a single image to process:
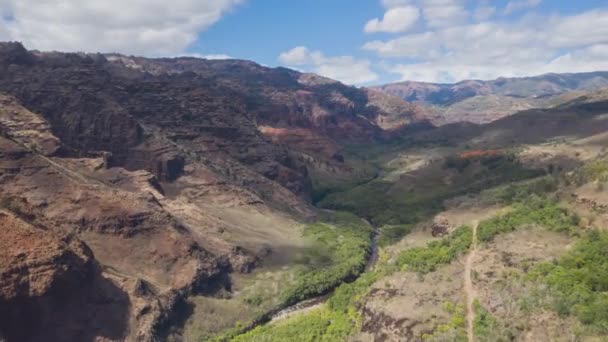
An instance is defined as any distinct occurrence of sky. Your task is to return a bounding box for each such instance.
[1,0,608,85]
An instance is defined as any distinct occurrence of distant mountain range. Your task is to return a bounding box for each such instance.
[373,72,608,125]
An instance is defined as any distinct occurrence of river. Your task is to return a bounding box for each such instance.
[268,217,379,323]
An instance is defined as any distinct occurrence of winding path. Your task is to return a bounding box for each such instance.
[464,221,479,342]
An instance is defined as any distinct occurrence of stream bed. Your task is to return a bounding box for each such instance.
[268,218,379,323]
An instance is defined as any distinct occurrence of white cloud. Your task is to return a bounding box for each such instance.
[363,31,438,58]
[177,52,233,60]
[278,46,317,65]
[544,44,608,73]
[279,46,378,85]
[201,54,233,60]
[365,6,420,33]
[422,0,469,28]
[504,0,542,15]
[0,0,244,56]
[382,0,413,9]
[363,9,608,83]
[474,5,496,21]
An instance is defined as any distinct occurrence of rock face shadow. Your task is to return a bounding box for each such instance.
[0,265,130,342]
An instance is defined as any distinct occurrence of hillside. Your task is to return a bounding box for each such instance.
[3,40,608,342]
[374,72,608,125]
[0,42,426,341]
[239,88,608,342]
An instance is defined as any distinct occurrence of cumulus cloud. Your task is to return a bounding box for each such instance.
[177,52,234,60]
[201,54,233,60]
[474,5,496,21]
[382,0,413,8]
[504,0,542,15]
[0,0,243,56]
[364,9,608,83]
[279,46,378,85]
[422,0,469,28]
[365,6,420,33]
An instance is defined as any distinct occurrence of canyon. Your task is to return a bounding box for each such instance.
[2,41,608,342]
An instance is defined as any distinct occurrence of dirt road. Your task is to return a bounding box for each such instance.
[465,220,479,342]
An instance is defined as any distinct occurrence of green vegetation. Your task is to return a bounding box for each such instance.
[327,271,378,313]
[319,155,543,227]
[231,308,354,342]
[490,176,559,203]
[378,224,414,246]
[571,159,608,184]
[477,196,580,243]
[211,211,373,341]
[422,301,467,341]
[233,268,380,341]
[308,155,378,204]
[472,300,514,341]
[396,226,472,274]
[528,230,608,332]
[281,211,372,305]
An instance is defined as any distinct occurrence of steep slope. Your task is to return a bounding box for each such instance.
[0,42,427,340]
[0,96,234,341]
[374,72,608,125]
[0,42,425,208]
[0,210,129,342]
[235,94,608,342]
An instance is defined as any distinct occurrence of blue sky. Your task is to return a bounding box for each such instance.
[2,0,608,85]
[193,1,605,64]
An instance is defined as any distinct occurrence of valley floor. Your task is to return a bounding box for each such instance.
[216,105,608,342]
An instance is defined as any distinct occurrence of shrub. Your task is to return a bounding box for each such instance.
[527,230,608,332]
[492,176,558,203]
[396,226,472,274]
[422,301,467,341]
[281,212,372,306]
[477,196,579,243]
[571,159,608,185]
[234,263,381,342]
[319,157,543,229]
[379,224,414,246]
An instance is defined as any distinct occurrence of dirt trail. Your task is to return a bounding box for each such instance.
[465,220,479,342]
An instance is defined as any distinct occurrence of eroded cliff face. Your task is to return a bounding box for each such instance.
[0,42,311,209]
[0,95,261,341]
[0,42,424,341]
[0,131,225,341]
[102,53,426,171]
[0,210,128,342]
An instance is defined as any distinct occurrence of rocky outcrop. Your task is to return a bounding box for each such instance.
[104,52,425,149]
[0,115,238,341]
[0,93,60,156]
[364,88,428,131]
[0,85,309,340]
[0,210,129,342]
[431,215,455,237]
[0,43,316,210]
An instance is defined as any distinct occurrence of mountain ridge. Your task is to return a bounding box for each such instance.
[0,41,427,341]
[374,71,608,125]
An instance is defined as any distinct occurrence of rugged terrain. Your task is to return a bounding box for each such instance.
[231,89,608,341]
[374,72,608,125]
[0,41,424,341]
[2,40,608,342]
